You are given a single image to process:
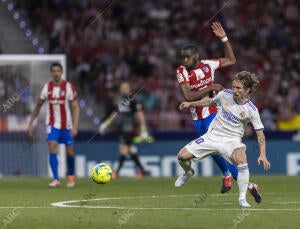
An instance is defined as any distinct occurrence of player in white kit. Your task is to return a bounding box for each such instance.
[176,71,271,207]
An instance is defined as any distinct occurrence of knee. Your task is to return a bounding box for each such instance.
[231,147,247,165]
[232,154,247,165]
[177,149,184,161]
[236,159,247,166]
[119,144,129,155]
[66,148,74,157]
[177,155,184,161]
[49,145,58,153]
[178,147,193,161]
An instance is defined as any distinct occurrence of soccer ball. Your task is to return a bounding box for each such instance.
[90,163,112,184]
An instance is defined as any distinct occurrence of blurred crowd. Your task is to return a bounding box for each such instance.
[0,66,31,116]
[15,0,300,131]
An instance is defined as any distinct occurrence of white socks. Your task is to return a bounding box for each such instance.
[178,159,192,173]
[237,163,249,201]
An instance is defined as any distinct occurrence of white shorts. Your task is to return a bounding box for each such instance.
[185,134,246,164]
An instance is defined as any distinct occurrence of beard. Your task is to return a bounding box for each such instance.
[185,59,198,71]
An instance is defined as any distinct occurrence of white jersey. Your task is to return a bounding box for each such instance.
[206,89,264,142]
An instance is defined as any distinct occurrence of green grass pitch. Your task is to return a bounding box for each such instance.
[0,175,299,229]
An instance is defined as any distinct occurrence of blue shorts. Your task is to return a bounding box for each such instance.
[193,113,217,136]
[46,126,74,146]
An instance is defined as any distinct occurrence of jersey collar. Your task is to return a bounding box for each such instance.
[233,95,250,105]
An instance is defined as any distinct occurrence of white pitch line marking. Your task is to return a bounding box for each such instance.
[0,206,300,211]
[50,194,300,211]
[271,201,300,204]
[0,206,50,209]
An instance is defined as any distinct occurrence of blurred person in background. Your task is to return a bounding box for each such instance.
[28,63,80,188]
[98,81,150,179]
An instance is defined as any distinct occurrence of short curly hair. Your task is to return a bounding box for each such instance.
[234,71,260,93]
[182,44,199,55]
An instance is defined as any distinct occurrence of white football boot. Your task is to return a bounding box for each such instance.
[48,180,61,188]
[175,169,194,187]
[239,199,251,207]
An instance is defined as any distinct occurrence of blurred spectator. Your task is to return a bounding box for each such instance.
[18,0,300,131]
[260,99,276,131]
[75,56,91,93]
[136,85,159,112]
[49,12,69,53]
[158,101,181,131]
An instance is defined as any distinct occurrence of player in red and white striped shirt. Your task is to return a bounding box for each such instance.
[176,22,238,193]
[28,63,80,187]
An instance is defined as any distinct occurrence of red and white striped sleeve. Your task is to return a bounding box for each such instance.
[39,83,48,100]
[202,59,221,72]
[176,66,189,85]
[67,82,78,101]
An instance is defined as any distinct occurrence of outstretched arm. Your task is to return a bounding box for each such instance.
[180,83,223,102]
[211,22,236,68]
[179,97,214,111]
[256,130,271,170]
[98,111,118,134]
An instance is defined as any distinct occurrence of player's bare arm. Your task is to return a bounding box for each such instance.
[136,110,146,126]
[180,83,223,102]
[211,22,236,68]
[136,110,150,139]
[70,99,80,137]
[98,111,118,134]
[256,130,271,170]
[106,111,119,125]
[28,98,45,136]
[179,97,214,111]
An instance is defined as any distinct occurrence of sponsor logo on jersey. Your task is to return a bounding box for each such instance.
[60,90,65,96]
[118,104,130,112]
[118,98,131,112]
[221,107,240,124]
[190,78,212,89]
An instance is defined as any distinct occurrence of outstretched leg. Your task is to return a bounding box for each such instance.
[175,147,195,187]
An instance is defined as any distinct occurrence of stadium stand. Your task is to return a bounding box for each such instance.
[6,0,300,131]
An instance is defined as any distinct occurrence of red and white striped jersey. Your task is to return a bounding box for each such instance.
[176,59,221,120]
[40,80,77,129]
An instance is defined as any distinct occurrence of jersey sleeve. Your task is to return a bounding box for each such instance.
[212,90,224,106]
[251,109,264,131]
[67,82,78,101]
[39,84,47,100]
[176,66,189,85]
[202,59,221,72]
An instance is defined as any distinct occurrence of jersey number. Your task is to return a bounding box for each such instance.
[195,137,204,144]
